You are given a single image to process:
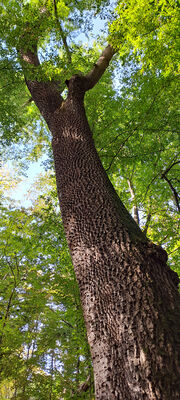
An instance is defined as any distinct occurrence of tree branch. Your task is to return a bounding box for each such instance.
[85,44,116,91]
[161,174,180,212]
[143,212,152,235]
[161,161,180,212]
[21,97,33,108]
[3,286,16,330]
[105,131,135,172]
[61,318,74,329]
[127,179,140,225]
[53,0,72,63]
[77,375,91,393]
[161,160,180,177]
[18,11,63,127]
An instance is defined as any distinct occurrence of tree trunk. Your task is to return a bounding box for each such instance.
[49,75,180,399]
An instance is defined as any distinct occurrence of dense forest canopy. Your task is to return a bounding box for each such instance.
[0,0,179,398]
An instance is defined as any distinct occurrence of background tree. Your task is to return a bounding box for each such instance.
[0,176,93,399]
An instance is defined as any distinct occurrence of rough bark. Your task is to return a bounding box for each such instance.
[50,76,180,399]
[20,41,180,399]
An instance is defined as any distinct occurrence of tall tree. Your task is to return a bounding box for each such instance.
[1,0,180,398]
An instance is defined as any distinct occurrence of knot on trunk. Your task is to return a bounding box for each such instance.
[146,242,168,263]
[146,241,179,288]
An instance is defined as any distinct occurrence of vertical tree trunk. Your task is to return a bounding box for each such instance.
[20,31,180,396]
[50,76,180,399]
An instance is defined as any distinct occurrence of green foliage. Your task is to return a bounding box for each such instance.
[110,0,180,75]
[0,190,93,398]
[0,0,111,150]
[0,0,179,397]
[86,64,180,271]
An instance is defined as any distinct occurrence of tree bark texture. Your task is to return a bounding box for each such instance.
[22,59,180,399]
[50,76,180,400]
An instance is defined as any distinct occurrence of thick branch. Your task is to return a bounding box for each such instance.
[18,14,63,127]
[20,45,40,67]
[25,78,63,126]
[85,44,116,91]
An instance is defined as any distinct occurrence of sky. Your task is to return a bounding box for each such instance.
[3,158,45,207]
